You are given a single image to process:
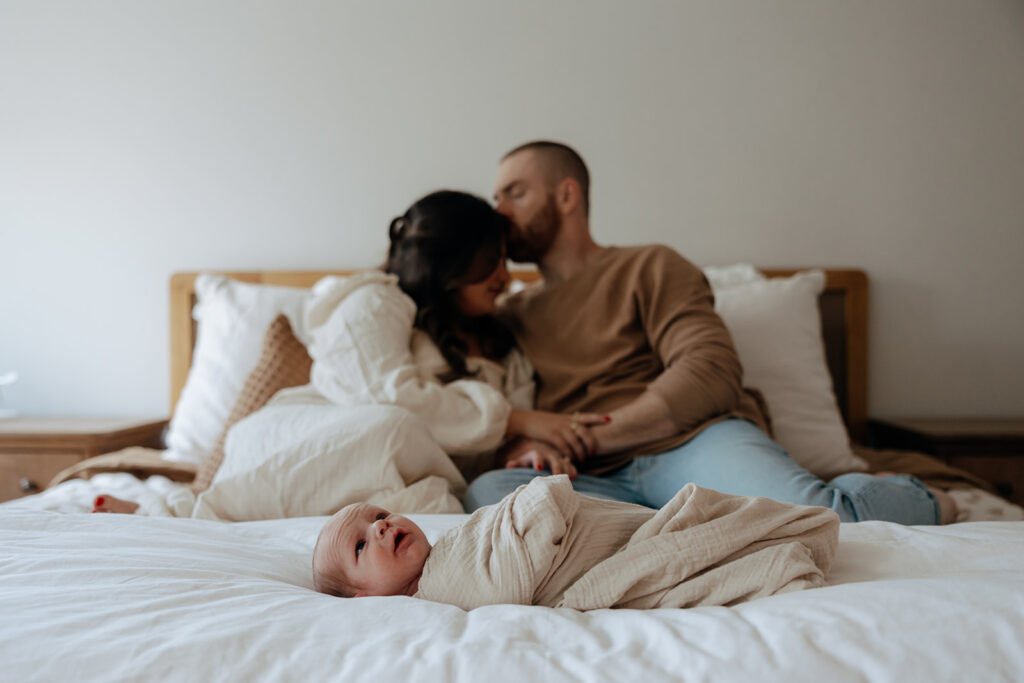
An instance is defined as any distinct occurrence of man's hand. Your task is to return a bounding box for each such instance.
[499,437,577,479]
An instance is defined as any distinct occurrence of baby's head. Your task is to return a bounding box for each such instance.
[312,503,431,598]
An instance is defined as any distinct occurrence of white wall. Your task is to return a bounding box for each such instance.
[2,0,1023,420]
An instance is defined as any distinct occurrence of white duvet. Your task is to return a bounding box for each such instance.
[2,508,1022,682]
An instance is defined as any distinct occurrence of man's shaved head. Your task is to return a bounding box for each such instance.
[501,141,590,217]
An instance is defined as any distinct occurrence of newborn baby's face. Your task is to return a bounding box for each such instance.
[323,503,430,597]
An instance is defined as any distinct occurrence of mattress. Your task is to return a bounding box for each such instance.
[2,508,1022,682]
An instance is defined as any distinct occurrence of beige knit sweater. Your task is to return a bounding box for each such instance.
[499,245,770,474]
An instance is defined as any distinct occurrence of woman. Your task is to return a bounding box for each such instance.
[368,189,606,479]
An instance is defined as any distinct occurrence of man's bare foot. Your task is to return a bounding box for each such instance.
[928,487,958,525]
[92,495,139,514]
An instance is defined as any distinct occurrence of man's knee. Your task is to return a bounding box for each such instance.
[462,469,536,512]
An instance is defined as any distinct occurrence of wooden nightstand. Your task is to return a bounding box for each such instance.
[869,417,1024,506]
[0,417,168,502]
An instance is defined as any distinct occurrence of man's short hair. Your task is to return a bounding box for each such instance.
[502,141,590,217]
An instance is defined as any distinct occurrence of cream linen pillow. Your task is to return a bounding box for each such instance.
[710,269,868,478]
[163,275,310,466]
[191,404,465,521]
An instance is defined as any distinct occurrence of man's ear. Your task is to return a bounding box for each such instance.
[555,177,581,215]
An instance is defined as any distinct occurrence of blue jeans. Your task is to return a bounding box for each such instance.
[464,419,940,524]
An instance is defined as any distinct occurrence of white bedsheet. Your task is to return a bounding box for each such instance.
[2,508,1022,682]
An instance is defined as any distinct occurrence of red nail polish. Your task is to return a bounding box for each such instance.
[96,496,105,506]
[536,464,543,471]
[603,416,612,422]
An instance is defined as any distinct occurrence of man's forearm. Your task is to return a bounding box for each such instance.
[590,389,680,454]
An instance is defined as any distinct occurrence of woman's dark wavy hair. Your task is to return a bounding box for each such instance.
[384,190,516,381]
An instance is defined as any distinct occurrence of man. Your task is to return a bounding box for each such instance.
[463,140,951,526]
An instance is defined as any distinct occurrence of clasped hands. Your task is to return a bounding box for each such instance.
[502,410,610,479]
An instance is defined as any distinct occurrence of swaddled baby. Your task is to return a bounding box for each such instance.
[312,476,840,609]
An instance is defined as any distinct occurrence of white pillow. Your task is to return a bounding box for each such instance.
[162,275,311,466]
[703,263,765,290]
[709,269,868,478]
[191,403,465,521]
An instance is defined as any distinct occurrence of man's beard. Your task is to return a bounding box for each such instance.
[508,194,559,264]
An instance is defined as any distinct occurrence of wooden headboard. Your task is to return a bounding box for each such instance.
[169,268,869,442]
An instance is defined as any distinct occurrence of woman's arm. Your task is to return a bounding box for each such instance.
[307,279,511,455]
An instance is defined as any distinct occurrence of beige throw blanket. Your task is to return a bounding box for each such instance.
[415,476,839,610]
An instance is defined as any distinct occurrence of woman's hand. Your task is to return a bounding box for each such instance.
[506,410,609,462]
[500,437,577,479]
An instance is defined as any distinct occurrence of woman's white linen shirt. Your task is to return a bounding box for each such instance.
[279,271,534,456]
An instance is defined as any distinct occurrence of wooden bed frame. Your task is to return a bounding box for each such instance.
[169,268,869,443]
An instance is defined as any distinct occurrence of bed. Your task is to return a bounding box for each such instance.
[2,266,1023,682]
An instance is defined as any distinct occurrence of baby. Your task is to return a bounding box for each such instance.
[312,501,431,598]
[313,475,840,609]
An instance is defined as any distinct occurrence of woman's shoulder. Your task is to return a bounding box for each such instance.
[306,271,413,330]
